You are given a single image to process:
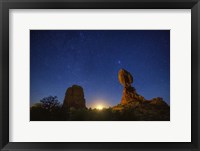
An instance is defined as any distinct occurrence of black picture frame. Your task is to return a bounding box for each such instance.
[0,0,199,150]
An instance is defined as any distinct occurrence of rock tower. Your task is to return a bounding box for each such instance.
[62,85,86,109]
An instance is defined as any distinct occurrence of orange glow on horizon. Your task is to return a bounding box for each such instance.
[89,99,110,110]
[96,105,103,110]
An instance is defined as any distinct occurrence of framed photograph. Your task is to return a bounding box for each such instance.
[0,0,199,150]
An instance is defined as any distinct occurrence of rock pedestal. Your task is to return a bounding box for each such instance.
[121,86,145,104]
[63,85,86,109]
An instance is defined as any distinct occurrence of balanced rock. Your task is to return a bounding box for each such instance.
[118,69,143,104]
[113,69,170,120]
[118,69,133,87]
[63,85,86,109]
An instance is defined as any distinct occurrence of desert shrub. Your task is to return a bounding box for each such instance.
[30,96,65,121]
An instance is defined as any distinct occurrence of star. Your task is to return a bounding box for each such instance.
[30,30,170,106]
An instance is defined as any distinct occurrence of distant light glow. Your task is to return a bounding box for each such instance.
[90,99,110,110]
[96,105,103,110]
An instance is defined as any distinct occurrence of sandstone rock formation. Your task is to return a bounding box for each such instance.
[115,69,170,120]
[62,85,86,110]
[118,69,145,104]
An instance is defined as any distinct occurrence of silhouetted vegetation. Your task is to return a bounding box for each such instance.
[30,96,65,121]
[30,96,170,121]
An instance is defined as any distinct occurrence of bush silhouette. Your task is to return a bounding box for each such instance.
[30,96,65,121]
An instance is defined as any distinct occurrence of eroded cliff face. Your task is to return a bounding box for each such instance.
[62,85,86,109]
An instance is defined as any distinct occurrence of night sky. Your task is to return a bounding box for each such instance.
[30,30,170,107]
